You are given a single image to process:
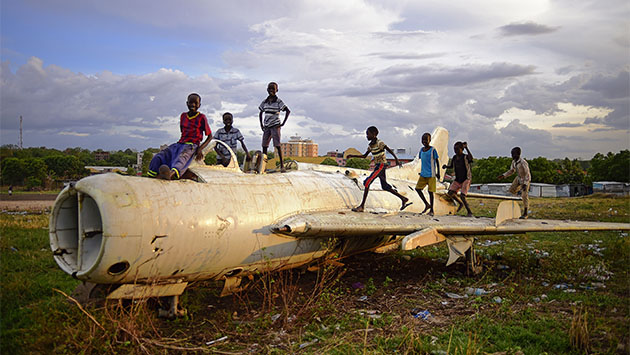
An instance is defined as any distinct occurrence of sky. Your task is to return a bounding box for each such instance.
[1,0,629,159]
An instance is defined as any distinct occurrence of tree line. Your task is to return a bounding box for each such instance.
[1,144,627,189]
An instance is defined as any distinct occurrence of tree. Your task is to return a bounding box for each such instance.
[345,158,370,170]
[1,157,26,185]
[470,156,512,184]
[528,157,557,184]
[588,150,630,182]
[204,151,217,165]
[44,155,85,179]
[23,158,47,188]
[320,157,338,166]
[555,158,586,184]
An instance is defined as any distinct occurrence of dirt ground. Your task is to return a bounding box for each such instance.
[0,194,55,212]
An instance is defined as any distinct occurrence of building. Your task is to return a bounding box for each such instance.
[592,181,630,196]
[280,135,318,157]
[93,151,110,161]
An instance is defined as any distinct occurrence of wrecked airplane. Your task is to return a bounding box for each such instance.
[49,127,630,316]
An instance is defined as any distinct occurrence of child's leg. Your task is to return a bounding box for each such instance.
[380,170,411,210]
[448,190,464,212]
[416,189,430,213]
[460,180,473,216]
[276,146,284,171]
[273,127,284,171]
[427,177,436,215]
[262,127,271,155]
[460,194,473,216]
[171,144,195,180]
[353,188,370,212]
[354,164,384,212]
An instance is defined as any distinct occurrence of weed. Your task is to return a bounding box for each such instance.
[570,305,590,353]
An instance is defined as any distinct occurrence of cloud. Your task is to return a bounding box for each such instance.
[498,21,560,37]
[552,123,583,128]
[1,1,628,159]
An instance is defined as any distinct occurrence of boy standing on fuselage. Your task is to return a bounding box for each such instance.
[148,93,212,180]
[259,82,290,172]
[215,112,251,167]
[347,126,412,212]
[443,141,473,216]
[497,147,531,219]
[416,132,440,216]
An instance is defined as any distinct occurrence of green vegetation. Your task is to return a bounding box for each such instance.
[1,145,149,189]
[321,157,339,166]
[468,150,629,185]
[345,157,371,170]
[1,194,629,354]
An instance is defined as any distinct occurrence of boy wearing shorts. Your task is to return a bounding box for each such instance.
[416,132,440,215]
[443,141,473,216]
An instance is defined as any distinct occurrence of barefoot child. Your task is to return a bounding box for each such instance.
[259,82,290,172]
[497,147,531,219]
[347,126,412,212]
[443,141,473,216]
[416,132,440,215]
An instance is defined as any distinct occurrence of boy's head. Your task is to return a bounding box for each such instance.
[222,112,233,127]
[454,141,464,155]
[366,126,379,140]
[511,147,521,160]
[421,133,431,147]
[267,82,278,96]
[187,93,201,113]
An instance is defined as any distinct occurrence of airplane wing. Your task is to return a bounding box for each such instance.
[271,201,630,266]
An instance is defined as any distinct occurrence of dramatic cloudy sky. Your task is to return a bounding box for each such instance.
[1,0,629,159]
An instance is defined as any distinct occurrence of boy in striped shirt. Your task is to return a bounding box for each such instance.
[259,82,291,172]
[148,93,212,180]
[347,126,412,212]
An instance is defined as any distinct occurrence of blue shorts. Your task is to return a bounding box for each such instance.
[363,163,392,191]
[148,143,197,178]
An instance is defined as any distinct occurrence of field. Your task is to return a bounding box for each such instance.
[1,195,629,354]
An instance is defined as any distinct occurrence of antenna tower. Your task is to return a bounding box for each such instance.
[19,116,23,149]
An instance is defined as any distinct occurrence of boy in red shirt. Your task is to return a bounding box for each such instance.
[148,93,212,180]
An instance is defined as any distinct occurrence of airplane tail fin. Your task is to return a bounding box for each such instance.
[389,127,449,182]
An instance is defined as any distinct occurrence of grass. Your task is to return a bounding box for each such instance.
[0,195,628,354]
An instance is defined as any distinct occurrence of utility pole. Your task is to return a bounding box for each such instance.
[19,116,23,149]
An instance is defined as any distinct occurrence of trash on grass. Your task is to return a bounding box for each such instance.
[357,295,368,302]
[465,287,488,296]
[206,336,228,346]
[445,292,467,299]
[411,309,432,320]
[493,296,502,303]
[299,339,319,349]
[352,282,365,289]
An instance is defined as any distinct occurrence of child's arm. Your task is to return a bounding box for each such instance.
[258,111,264,131]
[434,149,440,179]
[280,107,291,127]
[497,162,515,180]
[442,155,454,169]
[347,149,370,159]
[240,140,251,161]
[196,133,213,161]
[384,145,401,167]
[464,143,473,162]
